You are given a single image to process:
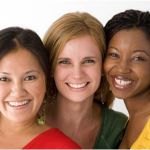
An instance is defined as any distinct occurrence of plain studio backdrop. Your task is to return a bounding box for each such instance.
[0,0,150,116]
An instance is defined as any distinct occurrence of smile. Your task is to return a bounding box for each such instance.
[115,78,132,86]
[7,100,30,107]
[113,76,133,89]
[67,82,88,89]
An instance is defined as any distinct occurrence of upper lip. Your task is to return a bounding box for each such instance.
[111,74,133,80]
[6,99,31,103]
[6,99,31,106]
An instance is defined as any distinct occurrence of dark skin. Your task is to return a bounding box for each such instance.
[104,28,150,148]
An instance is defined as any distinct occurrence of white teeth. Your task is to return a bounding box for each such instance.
[68,83,87,89]
[8,100,29,107]
[115,78,132,86]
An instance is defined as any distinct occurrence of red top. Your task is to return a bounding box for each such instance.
[23,128,80,149]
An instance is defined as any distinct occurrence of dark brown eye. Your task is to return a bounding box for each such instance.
[0,77,9,82]
[24,75,36,81]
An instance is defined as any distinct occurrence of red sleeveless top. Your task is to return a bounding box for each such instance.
[23,128,80,149]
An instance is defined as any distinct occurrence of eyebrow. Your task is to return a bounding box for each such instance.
[25,70,40,74]
[0,72,10,75]
[58,56,98,59]
[84,56,97,59]
[108,47,150,56]
[108,46,119,51]
[0,70,40,75]
[57,57,70,60]
[133,49,150,57]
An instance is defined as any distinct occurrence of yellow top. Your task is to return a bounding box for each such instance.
[131,118,150,149]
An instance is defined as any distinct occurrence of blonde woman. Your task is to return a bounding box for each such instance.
[43,12,128,149]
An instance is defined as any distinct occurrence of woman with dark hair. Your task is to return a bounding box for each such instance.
[0,27,80,149]
[104,9,150,148]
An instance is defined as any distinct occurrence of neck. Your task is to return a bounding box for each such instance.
[47,94,100,130]
[0,115,38,135]
[46,94,101,148]
[124,90,150,117]
[58,97,94,125]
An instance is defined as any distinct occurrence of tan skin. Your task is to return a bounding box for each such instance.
[104,28,150,148]
[0,49,49,148]
[0,119,49,148]
[46,99,101,148]
[46,35,103,148]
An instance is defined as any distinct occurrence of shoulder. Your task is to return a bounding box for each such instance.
[102,106,128,125]
[43,128,81,148]
[24,128,80,149]
[93,106,128,148]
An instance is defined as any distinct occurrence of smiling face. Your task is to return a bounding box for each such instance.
[0,48,46,123]
[104,28,150,100]
[54,35,102,103]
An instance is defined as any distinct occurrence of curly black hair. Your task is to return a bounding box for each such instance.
[104,9,150,46]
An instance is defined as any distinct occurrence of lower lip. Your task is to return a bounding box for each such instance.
[113,81,133,90]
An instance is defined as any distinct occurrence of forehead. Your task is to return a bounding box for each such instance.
[0,48,40,67]
[112,28,148,41]
[2,48,35,58]
[58,35,101,57]
[109,29,150,53]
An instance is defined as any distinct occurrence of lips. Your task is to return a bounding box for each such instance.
[66,82,89,89]
[112,76,133,89]
[7,100,30,107]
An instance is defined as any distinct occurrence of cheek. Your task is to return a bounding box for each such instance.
[54,68,69,91]
[104,60,112,73]
[54,67,68,81]
[54,74,64,91]
[137,69,150,82]
[0,85,10,100]
[89,65,102,81]
[29,80,46,99]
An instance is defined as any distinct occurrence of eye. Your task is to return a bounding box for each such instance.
[132,56,146,62]
[83,59,95,64]
[24,75,37,81]
[0,76,10,82]
[107,52,120,59]
[58,59,71,65]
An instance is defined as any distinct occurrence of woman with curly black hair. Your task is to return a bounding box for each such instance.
[104,9,150,149]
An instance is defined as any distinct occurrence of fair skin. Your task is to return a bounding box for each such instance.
[46,35,103,148]
[0,48,49,148]
[104,28,150,148]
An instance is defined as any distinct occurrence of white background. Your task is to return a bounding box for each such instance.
[0,0,150,116]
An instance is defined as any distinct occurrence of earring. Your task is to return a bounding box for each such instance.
[37,116,45,125]
[101,98,104,105]
[37,99,46,125]
[100,91,104,105]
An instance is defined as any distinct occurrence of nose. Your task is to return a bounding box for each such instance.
[117,59,131,74]
[72,65,84,79]
[10,82,26,98]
